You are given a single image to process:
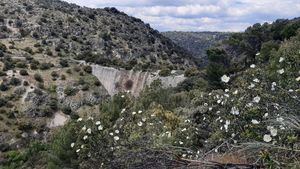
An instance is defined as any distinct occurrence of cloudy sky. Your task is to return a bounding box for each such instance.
[64,0,300,32]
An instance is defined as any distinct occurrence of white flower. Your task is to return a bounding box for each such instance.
[98,125,103,131]
[253,96,261,103]
[71,143,75,148]
[88,116,94,120]
[142,117,147,122]
[121,95,125,98]
[277,69,284,74]
[263,113,269,118]
[179,141,184,145]
[132,111,136,115]
[114,136,119,141]
[276,117,284,122]
[233,90,238,95]
[224,120,230,132]
[181,128,187,132]
[248,83,255,89]
[279,57,285,63]
[82,125,87,131]
[109,132,114,136]
[87,128,92,134]
[256,52,260,56]
[81,145,84,149]
[138,110,143,114]
[221,75,230,83]
[83,135,88,140]
[250,64,256,68]
[115,130,119,134]
[121,108,126,113]
[253,78,260,83]
[251,119,260,124]
[225,89,229,92]
[263,134,272,142]
[76,149,81,153]
[96,121,101,125]
[137,121,143,127]
[230,107,240,115]
[267,126,278,137]
[217,100,221,104]
[77,118,83,122]
[208,107,212,111]
[296,76,300,81]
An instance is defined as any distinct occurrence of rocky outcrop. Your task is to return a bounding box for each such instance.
[92,64,186,97]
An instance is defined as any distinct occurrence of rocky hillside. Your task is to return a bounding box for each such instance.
[162,31,231,65]
[0,0,195,70]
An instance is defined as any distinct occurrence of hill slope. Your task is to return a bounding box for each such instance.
[0,0,195,70]
[162,31,231,65]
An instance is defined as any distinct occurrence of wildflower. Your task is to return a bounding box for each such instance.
[71,143,75,148]
[115,130,119,134]
[253,96,261,103]
[276,117,284,122]
[109,132,114,136]
[88,116,94,120]
[248,83,255,89]
[82,125,87,131]
[121,95,125,98]
[225,89,229,92]
[263,134,272,142]
[253,78,260,83]
[217,100,221,104]
[230,107,240,115]
[87,128,92,134]
[132,111,136,115]
[95,121,101,125]
[142,117,147,122]
[98,125,103,131]
[76,149,81,153]
[181,128,187,132]
[267,126,278,137]
[263,113,269,118]
[233,90,238,95]
[121,108,126,114]
[138,110,142,114]
[149,123,153,126]
[208,107,212,111]
[271,82,276,91]
[221,75,230,83]
[224,120,230,132]
[250,64,256,68]
[279,57,285,63]
[137,121,143,127]
[277,69,284,74]
[83,135,88,140]
[296,76,300,81]
[77,118,83,122]
[179,141,184,145]
[114,136,119,141]
[256,52,260,56]
[81,145,84,149]
[251,119,260,124]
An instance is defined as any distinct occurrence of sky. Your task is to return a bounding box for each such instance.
[64,0,300,32]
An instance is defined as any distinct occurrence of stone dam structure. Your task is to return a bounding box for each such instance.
[91,64,186,97]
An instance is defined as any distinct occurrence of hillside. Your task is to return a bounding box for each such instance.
[162,31,231,65]
[0,0,195,70]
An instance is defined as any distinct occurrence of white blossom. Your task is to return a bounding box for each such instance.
[221,75,230,83]
[277,69,285,74]
[81,145,84,149]
[87,128,92,134]
[71,143,75,148]
[179,141,184,145]
[224,120,230,132]
[82,125,87,131]
[263,113,269,118]
[225,89,229,92]
[132,111,136,115]
[267,126,278,137]
[251,119,260,124]
[230,107,240,115]
[121,108,126,113]
[233,90,238,95]
[95,121,101,125]
[76,149,81,153]
[263,134,272,142]
[279,57,285,63]
[83,135,88,140]
[253,78,260,83]
[98,125,103,131]
[109,132,114,136]
[248,83,255,89]
[253,96,261,103]
[114,136,119,141]
[88,116,94,120]
[77,118,83,122]
[115,130,119,134]
[250,64,256,68]
[137,121,143,127]
[121,95,125,98]
[138,110,143,114]
[276,117,284,122]
[181,128,187,132]
[296,76,300,81]
[256,52,260,56]
[142,117,147,122]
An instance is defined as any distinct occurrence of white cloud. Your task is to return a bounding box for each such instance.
[63,0,300,31]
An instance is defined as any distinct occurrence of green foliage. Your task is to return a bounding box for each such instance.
[64,86,78,96]
[34,73,43,82]
[158,67,171,77]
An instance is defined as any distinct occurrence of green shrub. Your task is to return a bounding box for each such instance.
[19,69,29,76]
[158,67,171,77]
[34,73,43,82]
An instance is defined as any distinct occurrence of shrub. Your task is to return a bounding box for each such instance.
[64,86,77,96]
[83,65,92,73]
[34,73,43,83]
[19,69,29,76]
[159,67,171,77]
[59,59,69,67]
[10,77,21,86]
